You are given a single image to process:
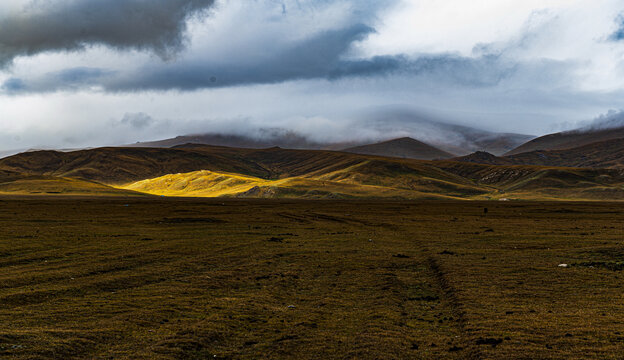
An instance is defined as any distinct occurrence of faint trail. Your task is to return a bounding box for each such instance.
[426,254,483,360]
[278,211,394,228]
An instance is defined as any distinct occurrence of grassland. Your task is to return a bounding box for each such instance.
[0,198,622,359]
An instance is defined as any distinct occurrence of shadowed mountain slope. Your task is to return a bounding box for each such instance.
[453,151,512,166]
[343,137,455,160]
[507,125,624,155]
[506,138,624,169]
[456,138,624,169]
[433,161,624,200]
[0,174,143,196]
[0,146,274,184]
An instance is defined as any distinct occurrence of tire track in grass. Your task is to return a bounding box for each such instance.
[426,254,483,360]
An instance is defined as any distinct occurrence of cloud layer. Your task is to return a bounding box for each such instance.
[3,0,623,94]
[0,0,214,67]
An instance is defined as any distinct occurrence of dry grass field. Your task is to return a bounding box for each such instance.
[0,198,622,359]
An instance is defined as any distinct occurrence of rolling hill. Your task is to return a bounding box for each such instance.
[435,160,624,200]
[2,144,624,200]
[0,146,274,184]
[453,151,512,166]
[506,125,624,155]
[342,137,455,160]
[456,138,624,169]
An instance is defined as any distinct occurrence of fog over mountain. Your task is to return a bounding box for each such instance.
[579,110,624,131]
[506,110,624,155]
[127,108,534,156]
[1,1,624,151]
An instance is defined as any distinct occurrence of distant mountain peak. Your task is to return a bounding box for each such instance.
[343,137,454,160]
[453,151,510,165]
[392,136,416,141]
[507,123,624,155]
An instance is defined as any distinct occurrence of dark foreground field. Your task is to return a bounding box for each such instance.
[0,198,622,359]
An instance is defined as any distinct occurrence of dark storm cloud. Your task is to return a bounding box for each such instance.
[107,24,513,91]
[0,0,215,67]
[2,23,513,93]
[107,24,380,91]
[2,23,382,92]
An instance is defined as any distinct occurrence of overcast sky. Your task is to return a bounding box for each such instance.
[1,0,624,150]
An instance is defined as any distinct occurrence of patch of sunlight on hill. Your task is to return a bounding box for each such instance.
[120,170,276,197]
[118,170,476,199]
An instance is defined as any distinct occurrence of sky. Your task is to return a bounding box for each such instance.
[1,0,624,150]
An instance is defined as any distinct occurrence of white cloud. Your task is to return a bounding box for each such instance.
[358,0,573,56]
[357,0,624,90]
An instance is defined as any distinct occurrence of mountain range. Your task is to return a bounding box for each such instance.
[2,120,624,200]
[457,138,624,169]
[0,142,621,201]
[129,116,535,156]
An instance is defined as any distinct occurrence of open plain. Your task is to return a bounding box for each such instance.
[0,197,622,359]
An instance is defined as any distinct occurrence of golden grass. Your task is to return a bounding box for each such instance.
[119,169,469,200]
[122,170,269,197]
